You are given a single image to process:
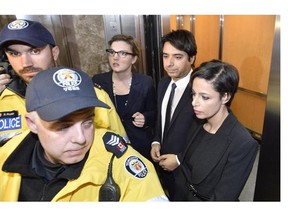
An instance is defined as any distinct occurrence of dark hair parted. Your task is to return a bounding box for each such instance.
[161,29,197,67]
[191,59,239,107]
[108,34,140,57]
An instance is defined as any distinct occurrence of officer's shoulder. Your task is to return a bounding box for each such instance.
[94,83,103,90]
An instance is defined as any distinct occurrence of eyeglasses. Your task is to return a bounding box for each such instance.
[106,49,134,58]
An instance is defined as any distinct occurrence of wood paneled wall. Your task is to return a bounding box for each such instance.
[169,15,276,136]
[194,15,220,67]
[223,15,275,136]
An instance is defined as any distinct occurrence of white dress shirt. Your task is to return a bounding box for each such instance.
[161,69,193,138]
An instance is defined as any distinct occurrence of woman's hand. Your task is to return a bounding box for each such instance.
[132,112,145,127]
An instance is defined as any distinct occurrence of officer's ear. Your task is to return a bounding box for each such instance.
[25,112,38,134]
[52,45,60,62]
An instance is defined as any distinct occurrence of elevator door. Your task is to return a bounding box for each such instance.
[103,15,147,74]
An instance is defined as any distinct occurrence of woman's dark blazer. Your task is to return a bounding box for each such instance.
[92,71,156,159]
[174,112,258,201]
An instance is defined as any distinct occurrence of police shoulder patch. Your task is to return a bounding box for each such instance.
[94,83,102,89]
[125,156,148,179]
[102,132,127,158]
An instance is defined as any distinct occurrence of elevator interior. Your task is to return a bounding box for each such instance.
[0,14,280,201]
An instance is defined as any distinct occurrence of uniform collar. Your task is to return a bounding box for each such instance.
[2,132,87,180]
[5,76,27,98]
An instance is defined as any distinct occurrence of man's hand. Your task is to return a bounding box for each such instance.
[0,73,11,93]
[151,143,161,163]
[158,154,179,172]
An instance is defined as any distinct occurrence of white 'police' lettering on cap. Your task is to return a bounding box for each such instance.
[8,20,29,30]
[125,156,148,179]
[53,68,82,92]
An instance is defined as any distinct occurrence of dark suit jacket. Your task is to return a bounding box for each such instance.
[174,112,258,201]
[92,71,156,160]
[154,76,199,154]
[153,76,199,200]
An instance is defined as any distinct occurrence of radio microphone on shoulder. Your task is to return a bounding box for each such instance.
[99,132,128,201]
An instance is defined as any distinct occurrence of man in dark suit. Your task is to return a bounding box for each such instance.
[150,29,200,200]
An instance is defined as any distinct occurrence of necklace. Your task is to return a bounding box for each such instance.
[112,77,132,109]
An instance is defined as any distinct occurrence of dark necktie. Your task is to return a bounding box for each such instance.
[164,83,177,136]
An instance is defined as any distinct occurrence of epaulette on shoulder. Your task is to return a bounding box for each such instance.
[94,83,102,90]
[102,132,128,158]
